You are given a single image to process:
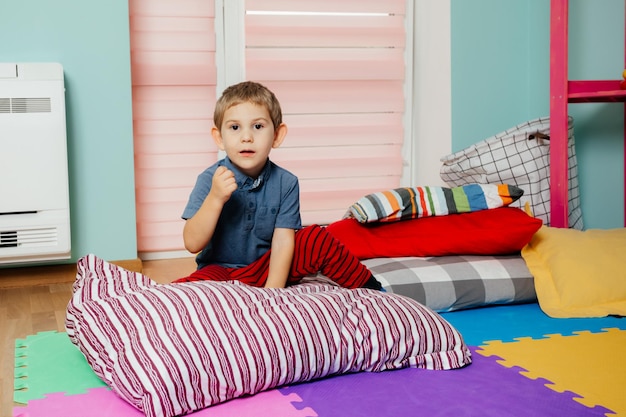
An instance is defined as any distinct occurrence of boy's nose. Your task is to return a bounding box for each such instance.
[240,128,253,142]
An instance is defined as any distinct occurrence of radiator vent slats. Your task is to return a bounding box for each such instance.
[0,97,51,113]
[0,228,58,248]
[0,98,9,113]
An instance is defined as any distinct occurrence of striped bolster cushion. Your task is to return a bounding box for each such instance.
[66,255,472,417]
[345,183,523,223]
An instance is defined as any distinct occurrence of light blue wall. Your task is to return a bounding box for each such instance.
[0,1,137,263]
[451,1,550,142]
[1,2,622,269]
[452,0,624,229]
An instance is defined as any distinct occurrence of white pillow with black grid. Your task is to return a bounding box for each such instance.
[440,116,583,230]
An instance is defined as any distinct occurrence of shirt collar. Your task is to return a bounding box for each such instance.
[222,157,271,191]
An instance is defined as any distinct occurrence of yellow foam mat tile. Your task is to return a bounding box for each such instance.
[477,328,626,416]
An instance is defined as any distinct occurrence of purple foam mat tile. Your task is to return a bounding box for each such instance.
[280,347,613,417]
[500,366,615,416]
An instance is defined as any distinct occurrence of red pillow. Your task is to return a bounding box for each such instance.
[326,207,543,260]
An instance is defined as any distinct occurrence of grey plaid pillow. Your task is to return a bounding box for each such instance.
[363,254,536,312]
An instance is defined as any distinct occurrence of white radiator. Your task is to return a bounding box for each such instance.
[0,62,71,264]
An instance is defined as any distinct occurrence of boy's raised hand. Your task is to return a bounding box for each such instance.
[211,166,238,203]
[183,165,237,253]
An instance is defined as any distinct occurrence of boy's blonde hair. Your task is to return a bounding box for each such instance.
[213,81,283,130]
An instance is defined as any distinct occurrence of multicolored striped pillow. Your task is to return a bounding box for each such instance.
[345,183,523,223]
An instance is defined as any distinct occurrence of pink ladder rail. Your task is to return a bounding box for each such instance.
[549,0,569,228]
[550,0,626,228]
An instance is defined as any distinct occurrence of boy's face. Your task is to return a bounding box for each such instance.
[212,101,287,178]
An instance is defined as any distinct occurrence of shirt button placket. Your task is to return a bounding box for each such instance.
[246,196,255,223]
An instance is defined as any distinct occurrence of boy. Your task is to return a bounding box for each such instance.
[175,81,381,290]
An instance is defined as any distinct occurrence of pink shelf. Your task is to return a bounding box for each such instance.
[568,80,626,103]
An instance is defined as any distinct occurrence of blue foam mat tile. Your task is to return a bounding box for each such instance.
[440,303,626,346]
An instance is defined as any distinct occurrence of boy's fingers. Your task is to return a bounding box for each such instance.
[216,166,234,179]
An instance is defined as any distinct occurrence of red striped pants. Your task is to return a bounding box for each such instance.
[173,224,371,288]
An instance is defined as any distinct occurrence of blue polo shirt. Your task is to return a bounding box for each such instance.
[182,157,302,269]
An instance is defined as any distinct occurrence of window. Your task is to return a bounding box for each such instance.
[242,0,409,225]
[131,0,411,256]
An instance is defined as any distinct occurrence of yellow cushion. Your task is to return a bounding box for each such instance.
[521,226,626,318]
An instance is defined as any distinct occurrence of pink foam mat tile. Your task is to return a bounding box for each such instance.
[13,387,317,417]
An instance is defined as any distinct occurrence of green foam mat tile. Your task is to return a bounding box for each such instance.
[14,331,107,403]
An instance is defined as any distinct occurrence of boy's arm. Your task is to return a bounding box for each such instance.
[264,227,295,288]
[183,166,237,253]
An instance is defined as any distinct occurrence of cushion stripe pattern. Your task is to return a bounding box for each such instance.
[346,183,523,223]
[66,255,472,417]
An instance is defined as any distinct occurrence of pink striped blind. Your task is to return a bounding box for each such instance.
[245,0,406,225]
[132,0,406,254]
[130,0,218,253]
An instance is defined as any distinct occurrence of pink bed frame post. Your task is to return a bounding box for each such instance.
[549,0,570,228]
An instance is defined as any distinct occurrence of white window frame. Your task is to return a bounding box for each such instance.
[214,0,449,187]
[412,0,451,187]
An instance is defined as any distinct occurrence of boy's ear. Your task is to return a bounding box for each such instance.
[211,126,225,150]
[272,123,288,148]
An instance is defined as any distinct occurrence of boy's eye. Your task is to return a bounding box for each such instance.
[230,124,239,131]
[254,123,263,130]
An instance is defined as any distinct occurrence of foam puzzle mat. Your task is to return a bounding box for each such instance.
[13,330,106,404]
[477,328,626,416]
[13,303,626,417]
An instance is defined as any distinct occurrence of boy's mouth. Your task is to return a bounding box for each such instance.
[240,150,255,156]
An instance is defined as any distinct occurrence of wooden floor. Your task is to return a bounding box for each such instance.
[0,256,196,417]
